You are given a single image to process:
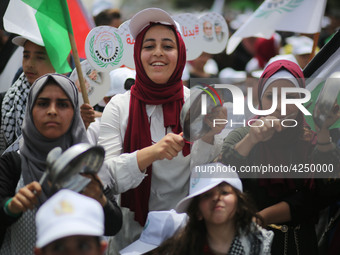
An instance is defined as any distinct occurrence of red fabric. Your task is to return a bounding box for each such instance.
[203,242,215,255]
[121,23,189,226]
[255,36,278,69]
[257,60,305,109]
[254,60,315,196]
[67,0,95,59]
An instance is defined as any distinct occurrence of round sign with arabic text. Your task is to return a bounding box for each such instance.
[85,26,124,72]
[118,20,135,69]
[173,13,202,61]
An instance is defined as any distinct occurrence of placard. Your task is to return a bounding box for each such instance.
[69,60,110,106]
[85,26,124,72]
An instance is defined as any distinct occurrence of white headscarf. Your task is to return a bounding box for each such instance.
[260,69,300,99]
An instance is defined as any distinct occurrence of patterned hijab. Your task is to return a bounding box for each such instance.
[20,73,88,203]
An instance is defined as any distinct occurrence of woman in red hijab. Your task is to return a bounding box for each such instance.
[220,60,339,254]
[98,8,226,253]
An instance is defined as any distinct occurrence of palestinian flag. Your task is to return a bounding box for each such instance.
[303,29,340,131]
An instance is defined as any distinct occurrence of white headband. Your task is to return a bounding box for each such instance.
[261,69,300,98]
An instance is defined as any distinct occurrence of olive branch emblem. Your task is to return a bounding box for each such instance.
[255,0,304,19]
[89,32,124,68]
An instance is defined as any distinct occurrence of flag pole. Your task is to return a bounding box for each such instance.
[308,32,320,62]
[68,32,90,104]
[61,0,89,104]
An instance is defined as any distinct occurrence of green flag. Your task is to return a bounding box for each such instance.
[303,29,340,131]
[22,0,72,74]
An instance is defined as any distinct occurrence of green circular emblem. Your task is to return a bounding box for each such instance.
[85,26,124,72]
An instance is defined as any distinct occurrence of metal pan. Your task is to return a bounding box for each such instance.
[313,72,340,129]
[180,84,229,142]
[40,143,105,194]
[181,87,209,142]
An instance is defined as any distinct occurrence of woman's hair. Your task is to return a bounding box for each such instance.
[148,186,261,255]
[94,8,121,26]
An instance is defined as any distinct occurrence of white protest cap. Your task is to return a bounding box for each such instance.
[175,163,242,213]
[119,209,188,255]
[129,8,176,39]
[12,35,44,47]
[92,0,114,16]
[35,189,104,248]
[219,67,247,83]
[107,67,136,97]
[251,70,263,79]
[286,36,314,55]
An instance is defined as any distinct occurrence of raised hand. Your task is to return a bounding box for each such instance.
[248,116,283,144]
[137,133,185,171]
[80,103,96,129]
[202,106,228,144]
[8,181,42,214]
[80,173,107,207]
[152,133,185,160]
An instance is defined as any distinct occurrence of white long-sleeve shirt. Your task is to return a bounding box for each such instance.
[98,87,222,211]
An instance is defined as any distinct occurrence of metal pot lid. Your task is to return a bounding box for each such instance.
[181,84,226,142]
[44,143,105,192]
[313,72,340,129]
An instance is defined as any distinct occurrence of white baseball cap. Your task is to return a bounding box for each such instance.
[107,67,136,97]
[92,0,114,17]
[175,163,243,213]
[119,210,188,255]
[35,189,104,248]
[219,67,247,84]
[12,35,44,47]
[128,8,177,39]
[286,36,314,55]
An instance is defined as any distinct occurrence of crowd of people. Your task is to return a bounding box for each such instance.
[0,2,339,255]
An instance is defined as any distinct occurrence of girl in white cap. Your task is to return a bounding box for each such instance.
[34,190,107,255]
[148,163,273,255]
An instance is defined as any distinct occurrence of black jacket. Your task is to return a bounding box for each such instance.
[0,152,122,247]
